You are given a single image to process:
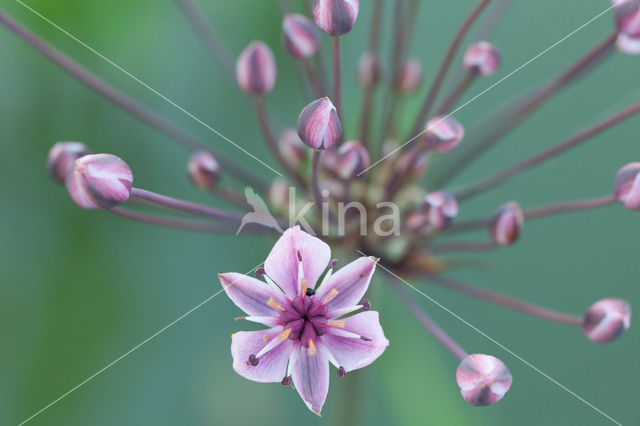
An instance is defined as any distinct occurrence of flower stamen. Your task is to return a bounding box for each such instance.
[267,297,285,312]
[325,320,346,328]
[322,288,339,305]
[308,338,317,356]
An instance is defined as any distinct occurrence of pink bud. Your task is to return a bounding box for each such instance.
[66,154,133,210]
[296,97,342,149]
[456,354,512,407]
[313,0,359,36]
[268,178,290,210]
[463,41,501,76]
[283,14,319,59]
[279,128,307,170]
[424,116,465,153]
[406,191,457,232]
[47,141,91,184]
[335,140,370,179]
[614,162,640,210]
[490,202,524,246]
[187,150,220,189]
[394,58,423,94]
[612,0,640,54]
[357,52,381,88]
[236,41,277,95]
[583,298,631,344]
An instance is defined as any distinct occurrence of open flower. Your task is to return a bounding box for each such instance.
[218,226,388,415]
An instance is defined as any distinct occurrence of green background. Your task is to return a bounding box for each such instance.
[1,0,638,424]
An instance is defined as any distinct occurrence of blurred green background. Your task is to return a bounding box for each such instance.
[1,0,638,424]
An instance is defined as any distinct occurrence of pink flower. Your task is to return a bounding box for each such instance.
[218,226,388,415]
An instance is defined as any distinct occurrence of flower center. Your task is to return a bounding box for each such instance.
[279,295,329,347]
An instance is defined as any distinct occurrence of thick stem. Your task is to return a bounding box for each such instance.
[253,97,308,190]
[434,32,617,187]
[523,195,616,220]
[436,74,475,115]
[428,275,583,326]
[174,0,235,79]
[312,150,324,217]
[332,36,344,127]
[454,100,640,201]
[302,58,326,98]
[410,0,491,138]
[130,188,243,220]
[0,11,267,189]
[390,279,468,360]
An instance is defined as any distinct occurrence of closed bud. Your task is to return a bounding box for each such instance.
[583,298,631,343]
[47,141,91,184]
[614,162,640,210]
[188,150,220,189]
[612,0,640,54]
[279,128,307,170]
[296,97,342,149]
[406,191,457,232]
[423,115,465,153]
[357,52,381,88]
[456,354,512,406]
[463,41,501,76]
[335,140,370,179]
[394,58,423,94]
[283,14,319,59]
[313,0,359,36]
[66,154,133,210]
[236,41,277,95]
[490,202,524,246]
[395,146,429,180]
[268,178,290,211]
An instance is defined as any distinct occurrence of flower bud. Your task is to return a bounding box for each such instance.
[613,0,640,54]
[296,97,342,149]
[357,52,381,89]
[614,162,640,210]
[283,14,319,59]
[423,116,465,153]
[236,41,277,95]
[583,298,631,344]
[335,140,370,179]
[187,150,220,189]
[313,0,359,36]
[456,354,512,406]
[395,146,429,180]
[47,141,91,184]
[463,41,501,76]
[268,178,290,211]
[394,58,423,94]
[279,128,307,170]
[66,154,133,210]
[489,202,524,246]
[406,191,457,232]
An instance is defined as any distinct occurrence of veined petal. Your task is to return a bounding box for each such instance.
[291,342,330,415]
[322,311,389,372]
[231,327,293,383]
[264,226,331,299]
[219,272,286,317]
[314,256,377,311]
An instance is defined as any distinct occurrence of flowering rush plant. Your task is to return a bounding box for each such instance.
[4,0,639,420]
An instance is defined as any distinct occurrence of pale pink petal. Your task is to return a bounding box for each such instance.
[231,327,294,383]
[264,226,331,298]
[219,272,287,317]
[322,311,389,372]
[291,343,330,415]
[315,257,377,311]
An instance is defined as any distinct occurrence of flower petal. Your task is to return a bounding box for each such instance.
[264,226,331,298]
[322,311,389,372]
[315,256,377,311]
[291,342,330,415]
[231,327,293,383]
[219,272,286,318]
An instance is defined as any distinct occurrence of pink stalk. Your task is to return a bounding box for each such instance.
[391,279,468,360]
[0,10,266,189]
[428,275,583,326]
[332,36,344,127]
[455,100,640,201]
[359,0,384,147]
[129,188,243,221]
[410,0,491,138]
[430,240,496,253]
[436,74,476,115]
